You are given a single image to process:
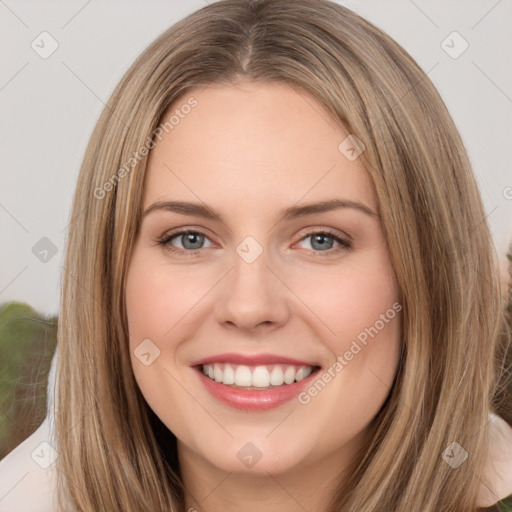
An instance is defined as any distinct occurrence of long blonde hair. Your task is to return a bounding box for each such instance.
[55,0,510,510]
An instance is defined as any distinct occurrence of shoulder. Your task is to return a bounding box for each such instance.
[0,418,58,512]
[477,413,512,508]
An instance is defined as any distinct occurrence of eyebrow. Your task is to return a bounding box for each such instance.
[143,198,379,223]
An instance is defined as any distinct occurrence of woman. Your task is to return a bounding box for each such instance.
[9,0,512,510]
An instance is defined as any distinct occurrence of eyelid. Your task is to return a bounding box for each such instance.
[156,227,217,252]
[292,228,352,253]
[156,226,352,255]
[294,225,353,244]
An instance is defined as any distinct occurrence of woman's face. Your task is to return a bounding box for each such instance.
[126,81,402,476]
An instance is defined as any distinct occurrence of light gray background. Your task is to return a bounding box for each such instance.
[1,0,511,317]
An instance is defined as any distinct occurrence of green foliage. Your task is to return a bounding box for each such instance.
[0,301,57,459]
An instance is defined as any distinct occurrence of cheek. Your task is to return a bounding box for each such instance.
[295,262,402,444]
[125,256,209,343]
[125,255,197,432]
[297,254,403,403]
[299,256,401,347]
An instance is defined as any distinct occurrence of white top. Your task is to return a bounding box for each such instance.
[0,349,58,512]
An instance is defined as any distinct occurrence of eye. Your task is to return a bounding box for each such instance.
[157,229,214,255]
[295,229,352,255]
[155,228,351,256]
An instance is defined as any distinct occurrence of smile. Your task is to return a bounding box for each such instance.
[201,363,315,388]
[191,354,322,411]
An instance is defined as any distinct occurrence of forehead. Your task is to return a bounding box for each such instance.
[143,81,377,216]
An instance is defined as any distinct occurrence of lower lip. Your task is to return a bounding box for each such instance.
[194,367,320,411]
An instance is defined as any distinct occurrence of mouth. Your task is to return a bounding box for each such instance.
[190,354,322,411]
[198,362,321,389]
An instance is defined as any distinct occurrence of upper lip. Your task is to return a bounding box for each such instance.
[190,353,321,367]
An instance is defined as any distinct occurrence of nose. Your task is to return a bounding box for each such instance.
[214,247,291,333]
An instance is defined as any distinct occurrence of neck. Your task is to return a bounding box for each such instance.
[177,430,367,512]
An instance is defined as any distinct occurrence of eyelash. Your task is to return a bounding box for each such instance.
[155,228,352,257]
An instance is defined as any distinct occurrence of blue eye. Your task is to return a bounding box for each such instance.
[158,230,214,255]
[156,229,351,256]
[296,231,351,252]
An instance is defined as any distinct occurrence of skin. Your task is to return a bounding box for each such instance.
[125,80,404,511]
[479,414,512,507]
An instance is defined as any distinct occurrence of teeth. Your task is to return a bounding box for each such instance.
[201,363,314,388]
[284,366,295,384]
[252,366,270,387]
[234,365,252,386]
[295,367,307,381]
[214,363,223,382]
[223,363,235,384]
[270,366,284,385]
